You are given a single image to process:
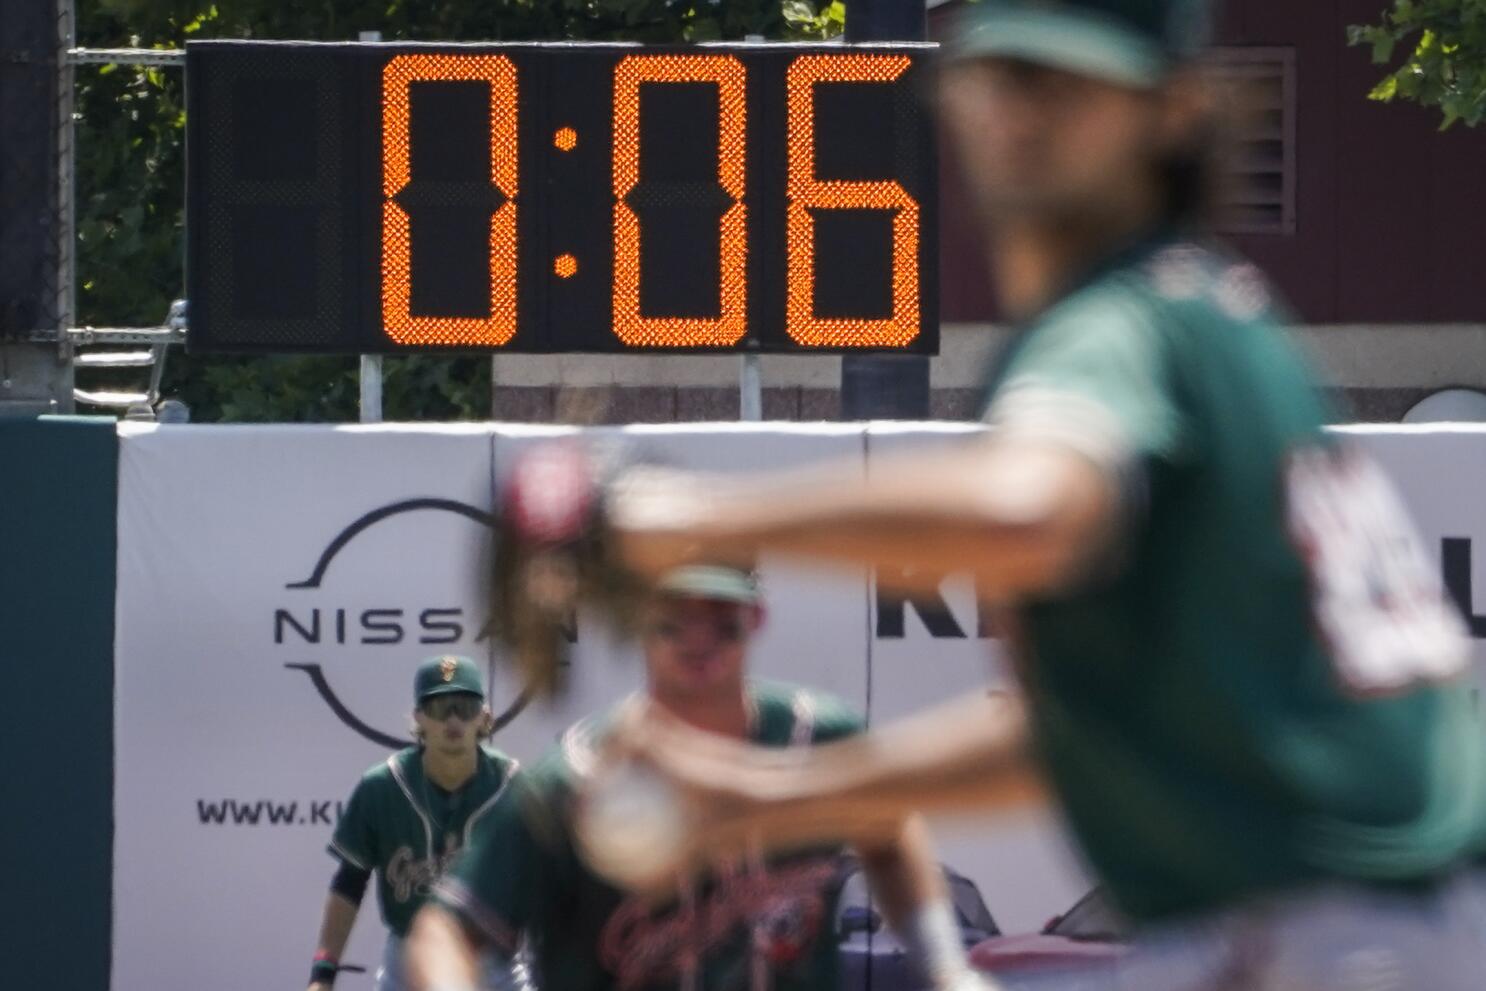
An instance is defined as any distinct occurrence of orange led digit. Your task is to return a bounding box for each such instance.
[382,54,519,346]
[612,55,747,347]
[786,54,920,348]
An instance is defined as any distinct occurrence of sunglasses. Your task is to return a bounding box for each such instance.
[650,615,747,643]
[421,695,482,722]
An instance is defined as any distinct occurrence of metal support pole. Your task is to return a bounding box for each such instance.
[65,48,184,66]
[736,34,767,424]
[839,0,930,422]
[360,355,383,423]
[490,355,499,421]
[358,30,383,424]
[739,353,762,421]
[56,0,76,362]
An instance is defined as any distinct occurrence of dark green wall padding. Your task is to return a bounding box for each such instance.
[1,416,116,990]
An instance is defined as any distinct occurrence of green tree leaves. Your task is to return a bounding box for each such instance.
[1349,0,1486,128]
[783,1,846,39]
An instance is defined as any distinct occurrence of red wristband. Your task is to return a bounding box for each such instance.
[310,951,338,985]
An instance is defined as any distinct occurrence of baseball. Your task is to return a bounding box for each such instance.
[576,759,690,888]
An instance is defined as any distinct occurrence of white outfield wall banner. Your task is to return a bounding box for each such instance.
[112,421,1486,991]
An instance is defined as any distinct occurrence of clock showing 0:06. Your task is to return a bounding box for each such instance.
[185,41,939,355]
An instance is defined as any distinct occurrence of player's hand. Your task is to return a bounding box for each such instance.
[572,700,820,893]
[307,981,334,991]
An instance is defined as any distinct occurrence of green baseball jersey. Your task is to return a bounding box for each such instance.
[330,745,519,937]
[436,682,862,991]
[980,233,1486,921]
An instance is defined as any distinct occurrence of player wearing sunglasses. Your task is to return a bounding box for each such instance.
[406,566,982,991]
[305,654,525,991]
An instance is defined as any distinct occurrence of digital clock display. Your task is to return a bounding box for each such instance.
[186,41,938,354]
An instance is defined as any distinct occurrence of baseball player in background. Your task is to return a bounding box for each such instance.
[404,565,984,991]
[485,1,1486,988]
[306,654,526,991]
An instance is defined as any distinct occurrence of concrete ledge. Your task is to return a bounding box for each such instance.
[489,352,842,388]
[484,324,1486,424]
[491,383,1430,425]
[1293,325,1486,389]
[487,325,1486,394]
[931,324,1486,391]
[1331,388,1432,423]
[496,386,830,424]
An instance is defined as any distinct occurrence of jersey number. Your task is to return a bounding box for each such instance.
[1286,444,1468,694]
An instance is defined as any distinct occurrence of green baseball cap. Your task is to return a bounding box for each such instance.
[414,654,485,701]
[946,0,1213,89]
[655,565,761,605]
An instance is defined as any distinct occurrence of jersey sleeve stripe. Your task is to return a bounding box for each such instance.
[434,876,519,954]
[327,839,371,872]
[789,691,816,746]
[387,754,435,859]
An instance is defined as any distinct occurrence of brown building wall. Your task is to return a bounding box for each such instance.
[932,0,1486,324]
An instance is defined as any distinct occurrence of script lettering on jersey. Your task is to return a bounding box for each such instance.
[598,857,840,990]
[1285,443,1469,694]
[386,836,463,902]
